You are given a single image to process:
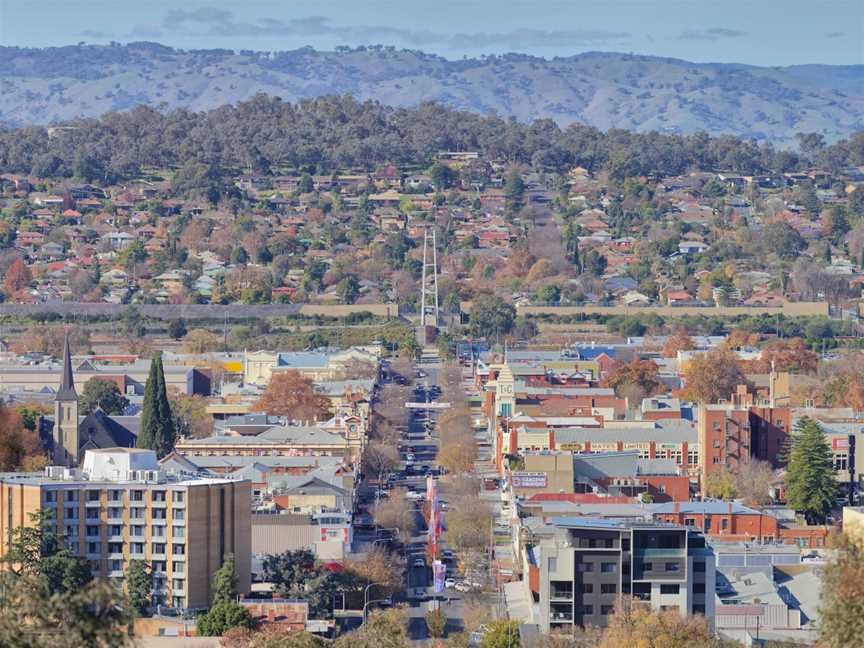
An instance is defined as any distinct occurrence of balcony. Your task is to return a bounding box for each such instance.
[85,500,101,508]
[635,548,685,557]
[550,588,574,601]
[550,611,574,622]
[150,500,167,508]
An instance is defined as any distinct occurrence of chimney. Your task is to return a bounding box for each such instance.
[727,502,733,515]
[674,502,680,514]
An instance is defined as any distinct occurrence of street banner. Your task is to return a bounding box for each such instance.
[433,560,446,593]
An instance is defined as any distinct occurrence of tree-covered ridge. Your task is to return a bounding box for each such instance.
[1,44,862,145]
[1,94,862,184]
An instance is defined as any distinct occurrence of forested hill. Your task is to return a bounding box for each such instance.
[1,43,863,146]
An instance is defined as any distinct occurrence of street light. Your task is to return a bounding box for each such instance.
[362,597,392,624]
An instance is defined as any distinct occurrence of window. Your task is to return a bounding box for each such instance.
[600,584,617,595]
[693,561,706,573]
[172,509,185,521]
[44,491,57,503]
[108,542,123,554]
[130,508,145,520]
[660,584,680,595]
[107,507,122,519]
[621,538,630,551]
[687,450,699,465]
[86,525,99,537]
[86,490,100,502]
[85,508,99,520]
[547,557,557,572]
[152,509,166,520]
[172,491,184,504]
[693,583,705,593]
[65,491,76,502]
[693,604,706,614]
[172,544,185,556]
[601,562,617,573]
[581,605,593,615]
[601,605,614,615]
[153,561,166,573]
[108,490,123,503]
[130,525,144,537]
[581,583,593,593]
[172,578,185,590]
[172,526,185,538]
[172,561,185,573]
[152,526,165,538]
[65,507,77,519]
[87,542,100,554]
[152,491,166,502]
[642,562,653,572]
[131,542,145,555]
[684,518,696,527]
[129,490,144,502]
[721,518,729,531]
[712,439,721,448]
[665,562,680,572]
[65,525,77,537]
[833,453,848,471]
[110,559,123,572]
[576,563,593,573]
[152,543,165,554]
[713,457,721,464]
[109,525,122,537]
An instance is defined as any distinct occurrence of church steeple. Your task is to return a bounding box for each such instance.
[56,332,77,401]
[53,331,80,465]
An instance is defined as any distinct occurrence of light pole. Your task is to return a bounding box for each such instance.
[362,597,391,624]
[364,581,386,611]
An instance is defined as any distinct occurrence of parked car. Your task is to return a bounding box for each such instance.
[445,578,456,589]
[413,558,426,568]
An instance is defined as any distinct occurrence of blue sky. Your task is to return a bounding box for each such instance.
[0,0,862,66]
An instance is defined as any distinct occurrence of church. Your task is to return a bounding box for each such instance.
[46,334,139,466]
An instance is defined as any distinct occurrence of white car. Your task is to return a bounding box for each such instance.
[445,578,456,589]
[413,558,426,568]
[405,453,416,462]
[454,581,471,592]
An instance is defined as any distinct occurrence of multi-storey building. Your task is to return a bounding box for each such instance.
[536,518,715,633]
[697,386,790,490]
[0,448,251,610]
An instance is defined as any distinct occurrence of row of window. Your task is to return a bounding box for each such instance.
[69,524,186,538]
[56,507,186,521]
[576,562,619,573]
[47,490,186,503]
[577,583,619,594]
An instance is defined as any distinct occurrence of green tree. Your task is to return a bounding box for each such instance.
[137,353,176,458]
[763,222,805,260]
[504,170,525,212]
[126,559,152,616]
[298,173,314,194]
[197,600,254,637]
[784,417,837,524]
[167,318,187,340]
[79,378,130,416]
[337,275,360,304]
[469,294,516,340]
[429,163,457,191]
[213,553,239,604]
[2,509,92,595]
[480,620,521,648]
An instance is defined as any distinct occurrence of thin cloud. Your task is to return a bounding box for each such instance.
[678,28,747,41]
[127,24,165,39]
[158,7,629,49]
[825,31,844,38]
[79,29,112,40]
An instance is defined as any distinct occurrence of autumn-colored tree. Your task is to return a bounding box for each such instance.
[820,367,864,410]
[343,545,404,593]
[603,359,661,400]
[748,338,818,374]
[372,489,417,538]
[0,402,43,471]
[170,394,214,438]
[253,371,330,422]
[680,347,748,404]
[444,495,492,554]
[183,328,223,354]
[819,532,864,648]
[3,258,31,295]
[439,440,478,474]
[662,330,695,358]
[11,326,91,357]
[598,597,719,648]
[724,328,761,349]
[702,460,777,505]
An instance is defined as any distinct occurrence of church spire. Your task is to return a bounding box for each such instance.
[56,331,77,401]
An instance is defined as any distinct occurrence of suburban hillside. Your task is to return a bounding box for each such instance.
[1,43,862,145]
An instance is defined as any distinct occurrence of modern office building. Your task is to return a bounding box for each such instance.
[536,518,715,633]
[0,448,251,610]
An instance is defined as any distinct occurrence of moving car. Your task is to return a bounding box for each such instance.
[413,558,426,568]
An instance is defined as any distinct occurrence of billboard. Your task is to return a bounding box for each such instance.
[511,472,548,488]
[833,437,850,451]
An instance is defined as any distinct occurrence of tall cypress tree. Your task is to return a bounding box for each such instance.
[784,416,837,524]
[137,353,176,458]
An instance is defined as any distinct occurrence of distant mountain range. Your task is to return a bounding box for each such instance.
[1,43,862,146]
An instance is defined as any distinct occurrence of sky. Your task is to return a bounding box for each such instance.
[0,0,862,66]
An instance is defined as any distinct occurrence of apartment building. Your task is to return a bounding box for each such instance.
[536,518,715,632]
[0,448,251,610]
